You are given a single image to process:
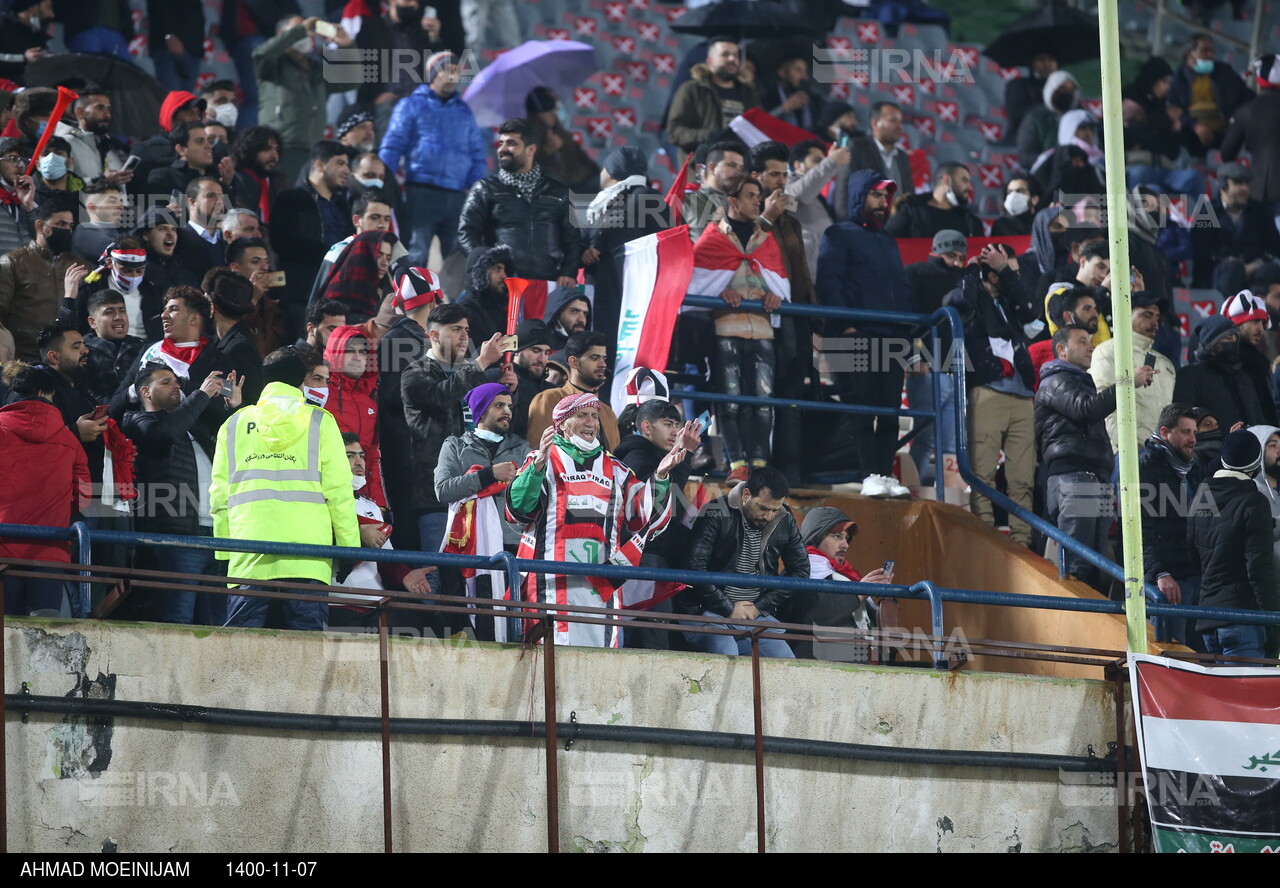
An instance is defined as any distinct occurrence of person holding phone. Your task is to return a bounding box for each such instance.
[1088,290,1174,455]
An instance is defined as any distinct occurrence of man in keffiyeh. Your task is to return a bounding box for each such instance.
[505,390,700,647]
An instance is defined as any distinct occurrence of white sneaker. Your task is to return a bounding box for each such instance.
[861,474,891,497]
[887,477,910,497]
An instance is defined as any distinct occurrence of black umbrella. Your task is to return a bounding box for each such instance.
[982,2,1100,69]
[669,0,820,40]
[23,54,167,140]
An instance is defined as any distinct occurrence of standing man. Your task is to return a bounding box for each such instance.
[506,392,694,648]
[1089,291,1175,453]
[526,331,620,452]
[678,465,808,659]
[665,38,760,161]
[379,51,486,266]
[214,346,360,631]
[492,318,554,441]
[816,171,912,482]
[885,162,983,239]
[69,181,125,263]
[1139,405,1204,647]
[56,88,131,187]
[1189,429,1278,659]
[82,290,145,404]
[457,245,515,348]
[0,196,82,360]
[458,118,584,288]
[846,101,911,216]
[683,141,746,241]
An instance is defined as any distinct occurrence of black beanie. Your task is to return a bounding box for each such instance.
[1221,429,1262,474]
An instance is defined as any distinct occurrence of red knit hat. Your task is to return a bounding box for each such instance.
[1223,289,1271,329]
[158,91,206,132]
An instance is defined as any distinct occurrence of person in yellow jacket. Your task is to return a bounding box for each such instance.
[213,347,361,630]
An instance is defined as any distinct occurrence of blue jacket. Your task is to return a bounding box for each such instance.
[815,168,912,336]
[378,85,487,192]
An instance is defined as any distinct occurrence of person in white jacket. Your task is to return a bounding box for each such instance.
[1248,424,1280,586]
[785,139,849,280]
[1088,288,1174,454]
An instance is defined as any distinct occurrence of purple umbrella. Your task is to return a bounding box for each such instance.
[462,40,599,129]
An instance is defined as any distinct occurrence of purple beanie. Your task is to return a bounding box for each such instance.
[466,382,508,425]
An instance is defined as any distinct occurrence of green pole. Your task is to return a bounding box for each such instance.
[1097,0,1146,653]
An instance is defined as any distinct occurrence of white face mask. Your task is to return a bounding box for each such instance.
[1004,191,1030,216]
[568,433,598,451]
[356,176,385,190]
[304,386,329,408]
[351,474,367,491]
[111,268,144,295]
[210,102,239,129]
[292,37,313,54]
[475,428,503,443]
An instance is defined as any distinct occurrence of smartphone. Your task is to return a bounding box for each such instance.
[92,405,108,420]
[882,559,896,577]
[500,334,519,352]
[1143,352,1156,368]
[313,20,339,39]
[424,5,438,17]
[121,155,140,172]
[837,132,852,149]
[221,380,233,398]
[265,270,286,288]
[694,410,712,435]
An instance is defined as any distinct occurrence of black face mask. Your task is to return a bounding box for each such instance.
[1050,231,1070,254]
[394,3,425,25]
[1206,340,1242,369]
[44,226,72,255]
[1051,91,1074,112]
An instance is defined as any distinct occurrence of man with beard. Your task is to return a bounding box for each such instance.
[134,208,201,290]
[543,286,591,352]
[297,299,349,353]
[381,52,486,267]
[1248,420,1280,622]
[1176,316,1272,432]
[991,177,1042,237]
[55,88,131,188]
[768,52,824,135]
[147,120,238,199]
[336,112,376,156]
[1089,291,1176,453]
[666,38,760,161]
[1222,289,1280,426]
[1139,405,1206,647]
[885,162,984,239]
[82,290,145,405]
[526,331,619,451]
[683,141,746,241]
[489,318,554,441]
[33,321,108,502]
[458,117,583,287]
[0,196,83,360]
[230,126,282,225]
[456,244,513,347]
[816,172,912,482]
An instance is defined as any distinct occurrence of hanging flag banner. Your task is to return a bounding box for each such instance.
[1129,653,1280,853]
[610,226,693,411]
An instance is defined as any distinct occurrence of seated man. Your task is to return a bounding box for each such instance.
[679,466,809,659]
[506,392,696,648]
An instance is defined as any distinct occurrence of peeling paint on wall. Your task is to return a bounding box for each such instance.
[22,628,89,674]
[46,673,116,779]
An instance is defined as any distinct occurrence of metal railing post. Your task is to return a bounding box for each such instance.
[750,632,766,854]
[378,606,393,853]
[541,618,560,853]
[71,520,91,617]
[931,326,945,503]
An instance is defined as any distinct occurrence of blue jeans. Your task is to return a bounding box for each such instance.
[151,50,201,93]
[152,528,225,625]
[1202,624,1266,661]
[419,511,449,596]
[3,572,66,616]
[67,27,130,60]
[683,610,795,659]
[1152,574,1200,647]
[230,36,267,130]
[404,184,465,266]
[1125,165,1206,201]
[225,580,327,631]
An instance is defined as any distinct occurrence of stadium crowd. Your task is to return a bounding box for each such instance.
[1,0,1279,660]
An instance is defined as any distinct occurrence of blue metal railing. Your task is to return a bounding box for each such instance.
[680,293,1165,603]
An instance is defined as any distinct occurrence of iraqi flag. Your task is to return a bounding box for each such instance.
[728,107,827,149]
[687,222,791,325]
[609,226,694,412]
[1130,653,1280,853]
[441,468,516,643]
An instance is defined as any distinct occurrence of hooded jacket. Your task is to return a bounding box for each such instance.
[0,398,90,562]
[1034,358,1117,477]
[1248,424,1280,580]
[814,168,911,337]
[1016,70,1079,171]
[377,83,488,192]
[324,325,385,507]
[1088,328,1177,453]
[457,245,516,348]
[209,381,360,584]
[543,286,592,351]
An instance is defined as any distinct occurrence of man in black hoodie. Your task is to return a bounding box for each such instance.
[1189,429,1278,659]
[543,285,591,352]
[1174,315,1270,431]
[486,318,553,441]
[456,244,513,347]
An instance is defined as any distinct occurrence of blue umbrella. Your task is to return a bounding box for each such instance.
[462,40,599,129]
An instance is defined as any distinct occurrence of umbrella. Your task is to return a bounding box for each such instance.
[982,2,1100,69]
[669,0,821,39]
[462,40,598,129]
[24,53,166,140]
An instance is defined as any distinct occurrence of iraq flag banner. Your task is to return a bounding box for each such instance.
[1129,653,1280,852]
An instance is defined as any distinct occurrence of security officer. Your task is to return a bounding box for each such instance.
[211,346,361,630]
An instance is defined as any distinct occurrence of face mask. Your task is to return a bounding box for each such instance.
[44,226,71,254]
[351,474,367,491]
[111,268,144,295]
[304,386,329,408]
[210,102,239,129]
[568,433,598,451]
[1192,58,1214,75]
[293,37,314,54]
[1050,231,1070,252]
[395,3,425,25]
[356,176,384,190]
[475,428,503,443]
[38,153,66,180]
[945,187,968,209]
[1004,191,1030,216]
[33,119,49,138]
[1051,91,1074,112]
[29,16,40,32]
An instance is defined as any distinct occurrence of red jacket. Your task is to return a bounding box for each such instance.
[324,325,386,507]
[0,399,90,562]
[1029,339,1054,390]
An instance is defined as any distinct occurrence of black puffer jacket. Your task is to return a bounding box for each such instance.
[457,173,584,283]
[1034,358,1116,477]
[121,390,213,535]
[1172,346,1271,432]
[456,245,515,347]
[678,482,809,618]
[1138,435,1206,583]
[1189,473,1278,650]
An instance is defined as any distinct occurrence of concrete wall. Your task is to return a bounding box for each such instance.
[5,620,1121,853]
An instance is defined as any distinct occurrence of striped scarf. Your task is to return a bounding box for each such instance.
[498,164,543,201]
